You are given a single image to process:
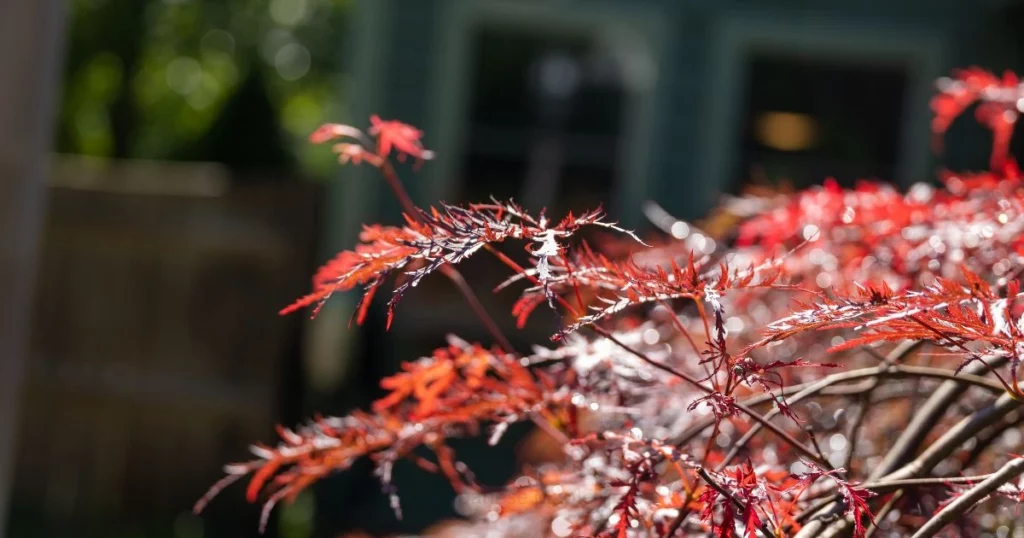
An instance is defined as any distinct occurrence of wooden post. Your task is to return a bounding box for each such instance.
[0,0,66,533]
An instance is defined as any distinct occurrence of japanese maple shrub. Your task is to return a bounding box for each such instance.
[198,69,1024,537]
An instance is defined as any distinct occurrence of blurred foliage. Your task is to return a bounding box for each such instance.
[57,0,354,176]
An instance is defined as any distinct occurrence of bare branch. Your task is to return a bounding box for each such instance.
[911,457,1024,538]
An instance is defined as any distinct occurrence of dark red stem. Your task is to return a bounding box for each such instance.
[378,161,516,354]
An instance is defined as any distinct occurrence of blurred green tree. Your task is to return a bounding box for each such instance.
[56,0,352,176]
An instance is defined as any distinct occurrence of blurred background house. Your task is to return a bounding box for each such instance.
[4,1,1024,538]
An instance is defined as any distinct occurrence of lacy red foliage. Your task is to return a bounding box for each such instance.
[697,462,796,538]
[282,201,639,328]
[502,245,791,338]
[201,70,1024,538]
[196,336,559,532]
[794,462,876,538]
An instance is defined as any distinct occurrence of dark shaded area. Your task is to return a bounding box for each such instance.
[462,27,623,218]
[181,71,295,172]
[734,56,908,191]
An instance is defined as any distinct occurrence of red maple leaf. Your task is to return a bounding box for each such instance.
[369,114,435,163]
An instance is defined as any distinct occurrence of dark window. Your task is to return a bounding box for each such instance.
[733,55,909,191]
[461,27,626,218]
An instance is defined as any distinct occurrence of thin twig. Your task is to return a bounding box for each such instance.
[713,361,1002,469]
[802,392,1023,537]
[870,354,1007,481]
[910,457,1024,538]
[863,491,901,538]
[884,393,1020,483]
[675,358,1006,452]
[961,410,1024,470]
[844,342,918,473]
[594,325,831,468]
[862,473,1008,493]
[378,161,516,353]
[842,392,871,473]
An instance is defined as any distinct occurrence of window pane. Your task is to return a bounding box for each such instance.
[733,55,908,191]
[460,27,624,217]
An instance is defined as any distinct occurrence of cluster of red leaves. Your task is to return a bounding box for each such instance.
[729,69,1024,291]
[310,114,435,166]
[196,336,561,532]
[696,462,799,538]
[451,432,694,537]
[732,170,1024,293]
[744,269,1024,397]
[501,244,790,339]
[202,70,1024,538]
[792,462,876,538]
[281,201,637,328]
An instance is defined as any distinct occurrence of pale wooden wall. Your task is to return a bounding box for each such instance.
[10,157,319,533]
